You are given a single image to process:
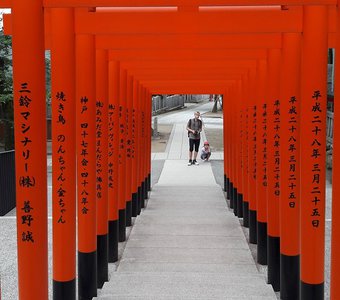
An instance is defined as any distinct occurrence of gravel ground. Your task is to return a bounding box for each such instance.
[151,124,173,153]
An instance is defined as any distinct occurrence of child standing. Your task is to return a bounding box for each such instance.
[201,141,211,161]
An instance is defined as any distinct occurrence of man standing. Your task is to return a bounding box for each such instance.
[186,111,202,166]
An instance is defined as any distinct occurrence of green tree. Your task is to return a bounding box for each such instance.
[0,29,14,151]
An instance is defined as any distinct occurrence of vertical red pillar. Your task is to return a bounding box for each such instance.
[125,74,133,227]
[240,77,249,219]
[135,82,141,214]
[107,60,120,262]
[118,67,127,241]
[141,87,148,205]
[50,8,76,299]
[228,89,233,204]
[137,86,142,208]
[234,85,240,215]
[12,1,48,299]
[225,90,233,204]
[230,82,239,212]
[140,88,146,202]
[223,90,230,195]
[147,92,152,193]
[228,87,235,210]
[226,90,233,204]
[256,59,268,265]
[248,68,258,244]
[266,48,281,292]
[137,84,143,212]
[146,92,152,197]
[234,84,240,214]
[330,5,340,299]
[300,6,327,299]
[279,33,301,300]
[95,48,109,288]
[236,80,243,217]
[131,79,139,217]
[230,88,234,206]
[137,84,143,214]
[222,92,229,199]
[229,88,235,208]
[242,73,250,227]
[75,33,97,299]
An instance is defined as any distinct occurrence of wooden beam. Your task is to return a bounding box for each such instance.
[75,7,303,34]
[120,59,258,69]
[141,79,234,93]
[108,49,267,61]
[126,69,247,80]
[150,87,228,93]
[97,33,282,49]
[42,0,336,8]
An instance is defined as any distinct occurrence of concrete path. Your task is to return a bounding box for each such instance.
[96,103,277,299]
[151,102,224,161]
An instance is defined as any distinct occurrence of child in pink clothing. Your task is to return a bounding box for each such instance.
[201,141,211,161]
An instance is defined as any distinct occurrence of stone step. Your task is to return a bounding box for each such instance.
[130,223,243,237]
[96,272,276,299]
[150,184,224,190]
[125,234,249,249]
[142,206,230,217]
[150,185,224,197]
[117,262,259,274]
[119,247,254,265]
[134,214,238,225]
[146,201,227,209]
[94,180,276,300]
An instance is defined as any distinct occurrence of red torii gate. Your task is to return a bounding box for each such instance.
[1,1,340,300]
[1,0,338,6]
[0,2,322,300]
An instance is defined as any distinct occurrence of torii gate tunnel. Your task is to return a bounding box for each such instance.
[1,0,340,299]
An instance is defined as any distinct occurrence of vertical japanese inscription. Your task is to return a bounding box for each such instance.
[252,105,257,180]
[80,96,89,214]
[18,83,35,243]
[288,96,298,208]
[126,107,131,159]
[131,108,136,160]
[141,111,145,140]
[108,104,115,191]
[119,105,124,166]
[56,92,67,224]
[310,91,322,228]
[262,104,268,187]
[273,100,280,197]
[96,101,103,200]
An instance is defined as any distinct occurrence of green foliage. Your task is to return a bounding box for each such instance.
[0,29,14,151]
[0,31,13,104]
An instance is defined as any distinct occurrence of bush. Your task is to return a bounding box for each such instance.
[0,31,13,151]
